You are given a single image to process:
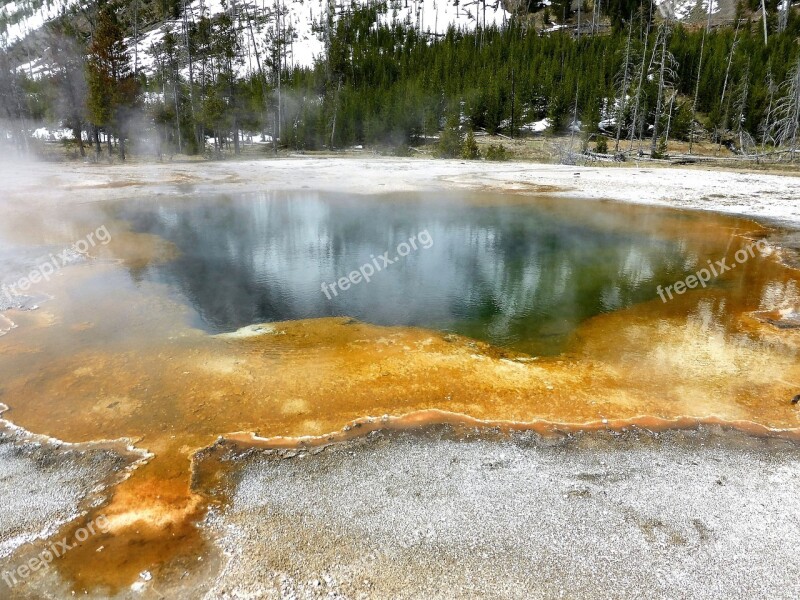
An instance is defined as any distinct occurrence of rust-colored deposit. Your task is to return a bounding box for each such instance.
[0,197,798,593]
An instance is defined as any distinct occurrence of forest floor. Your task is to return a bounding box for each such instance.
[41,131,800,175]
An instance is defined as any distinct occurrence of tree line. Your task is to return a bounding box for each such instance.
[2,0,800,160]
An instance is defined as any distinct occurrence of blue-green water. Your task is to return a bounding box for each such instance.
[118,191,705,355]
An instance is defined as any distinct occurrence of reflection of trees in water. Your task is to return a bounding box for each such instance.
[119,192,691,353]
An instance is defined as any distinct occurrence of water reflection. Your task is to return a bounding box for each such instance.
[118,192,703,354]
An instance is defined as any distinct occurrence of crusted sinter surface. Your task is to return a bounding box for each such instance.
[200,426,800,600]
[1,158,799,593]
[0,422,144,597]
[0,426,131,560]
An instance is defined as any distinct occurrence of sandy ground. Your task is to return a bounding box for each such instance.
[199,426,800,600]
[3,156,800,226]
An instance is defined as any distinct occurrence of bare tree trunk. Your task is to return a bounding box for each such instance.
[629,5,653,150]
[276,0,283,143]
[230,0,241,155]
[174,74,182,154]
[778,0,789,33]
[664,92,676,153]
[650,23,670,157]
[773,56,800,160]
[183,0,201,151]
[689,29,706,154]
[73,124,85,157]
[330,77,342,148]
[717,20,741,155]
[614,19,633,152]
[243,3,269,143]
[510,67,515,139]
[761,67,776,152]
[734,61,751,154]
[569,83,580,154]
[133,0,139,78]
[94,125,101,158]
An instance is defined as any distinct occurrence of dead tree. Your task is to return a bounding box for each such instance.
[716,19,741,154]
[759,65,777,152]
[628,5,653,151]
[733,60,753,154]
[778,0,789,33]
[650,20,677,157]
[689,28,706,154]
[614,19,634,151]
[773,55,800,160]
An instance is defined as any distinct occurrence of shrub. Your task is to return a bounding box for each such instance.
[651,136,668,159]
[461,130,480,159]
[437,113,464,158]
[484,143,509,161]
[595,136,608,154]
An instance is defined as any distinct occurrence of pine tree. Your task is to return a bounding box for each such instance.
[87,1,137,160]
[46,21,88,157]
[461,130,479,159]
[438,110,464,158]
